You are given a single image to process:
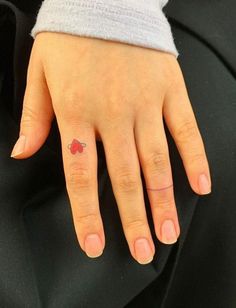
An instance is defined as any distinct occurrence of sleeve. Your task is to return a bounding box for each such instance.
[30,0,179,57]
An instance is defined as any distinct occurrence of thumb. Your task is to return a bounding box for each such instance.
[11,51,54,159]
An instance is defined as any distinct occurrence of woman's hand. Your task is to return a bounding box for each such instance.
[11,32,211,265]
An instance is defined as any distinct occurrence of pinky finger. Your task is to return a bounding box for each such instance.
[163,79,212,195]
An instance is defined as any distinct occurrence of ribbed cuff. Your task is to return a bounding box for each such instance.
[30,0,179,57]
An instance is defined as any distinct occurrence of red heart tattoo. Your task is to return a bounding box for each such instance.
[68,139,86,154]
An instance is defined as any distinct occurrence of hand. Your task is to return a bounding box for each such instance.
[11,32,211,265]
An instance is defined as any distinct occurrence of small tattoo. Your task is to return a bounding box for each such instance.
[146,184,173,191]
[68,139,86,154]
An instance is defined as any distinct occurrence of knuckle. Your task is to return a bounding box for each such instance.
[187,152,207,166]
[105,96,126,122]
[54,89,84,118]
[123,217,147,232]
[106,107,123,123]
[74,211,100,227]
[66,163,92,192]
[21,104,38,127]
[144,151,169,174]
[175,119,198,143]
[154,197,175,210]
[115,170,140,193]
[63,89,83,109]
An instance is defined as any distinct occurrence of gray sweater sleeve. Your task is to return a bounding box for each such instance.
[30,0,179,57]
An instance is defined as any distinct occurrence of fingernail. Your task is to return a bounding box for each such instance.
[134,238,153,265]
[161,219,177,244]
[198,173,211,194]
[10,135,26,157]
[84,234,103,258]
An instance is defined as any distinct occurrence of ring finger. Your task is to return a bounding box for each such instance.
[134,104,180,245]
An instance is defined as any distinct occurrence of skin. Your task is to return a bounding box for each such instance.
[11,32,211,265]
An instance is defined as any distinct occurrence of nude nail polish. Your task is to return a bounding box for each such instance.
[134,238,153,265]
[10,135,26,157]
[161,219,177,244]
[84,234,103,258]
[198,173,211,194]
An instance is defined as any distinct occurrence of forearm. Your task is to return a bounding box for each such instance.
[30,0,178,57]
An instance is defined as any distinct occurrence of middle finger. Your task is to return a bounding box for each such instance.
[101,120,155,265]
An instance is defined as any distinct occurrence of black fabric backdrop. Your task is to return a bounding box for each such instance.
[0,0,235,307]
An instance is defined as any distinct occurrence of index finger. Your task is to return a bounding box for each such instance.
[57,118,105,258]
